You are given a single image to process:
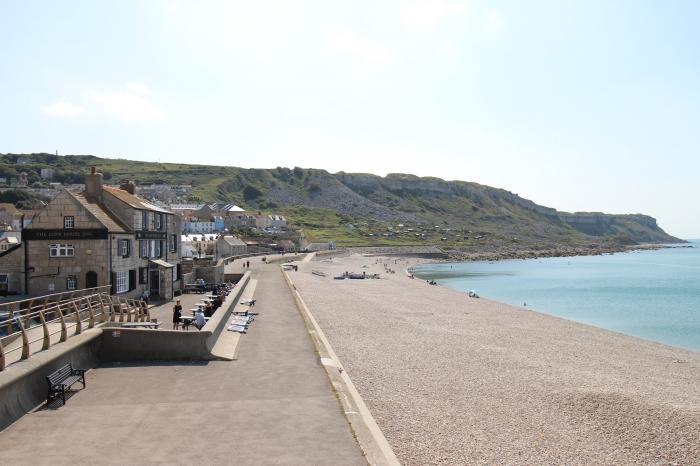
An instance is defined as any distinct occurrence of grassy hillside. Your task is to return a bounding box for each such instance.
[1,153,683,251]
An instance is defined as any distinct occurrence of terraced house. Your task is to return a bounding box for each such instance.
[22,167,182,300]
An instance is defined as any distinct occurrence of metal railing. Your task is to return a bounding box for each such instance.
[0,287,150,372]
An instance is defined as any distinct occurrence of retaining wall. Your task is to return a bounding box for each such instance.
[0,330,102,430]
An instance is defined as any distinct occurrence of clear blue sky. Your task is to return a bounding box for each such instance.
[1,1,698,238]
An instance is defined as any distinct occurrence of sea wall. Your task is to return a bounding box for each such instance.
[0,330,102,430]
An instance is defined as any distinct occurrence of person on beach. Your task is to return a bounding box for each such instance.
[172,300,182,330]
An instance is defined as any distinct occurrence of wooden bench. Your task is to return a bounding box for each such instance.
[46,363,86,405]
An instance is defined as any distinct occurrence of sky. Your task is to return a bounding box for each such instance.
[1,0,699,238]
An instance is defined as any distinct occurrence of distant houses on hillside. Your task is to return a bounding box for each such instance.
[172,202,286,234]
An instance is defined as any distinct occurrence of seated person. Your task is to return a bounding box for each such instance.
[204,302,213,317]
[194,310,206,330]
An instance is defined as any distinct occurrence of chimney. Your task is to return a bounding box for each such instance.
[120,180,136,195]
[85,166,103,203]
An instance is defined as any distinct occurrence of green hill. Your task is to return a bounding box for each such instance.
[1,153,683,253]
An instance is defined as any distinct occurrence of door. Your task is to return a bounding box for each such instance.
[85,271,98,289]
[149,270,160,296]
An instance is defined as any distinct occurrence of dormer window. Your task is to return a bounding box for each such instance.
[64,216,74,229]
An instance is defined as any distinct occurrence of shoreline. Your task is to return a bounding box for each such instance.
[408,244,699,354]
[293,253,700,464]
[441,241,691,262]
[341,241,693,264]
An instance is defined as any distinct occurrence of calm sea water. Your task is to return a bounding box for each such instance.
[413,241,700,352]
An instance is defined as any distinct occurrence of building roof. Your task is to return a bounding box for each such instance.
[211,203,245,212]
[169,203,205,210]
[149,259,175,268]
[0,203,19,214]
[181,234,217,242]
[67,191,129,233]
[221,235,247,247]
[103,186,172,214]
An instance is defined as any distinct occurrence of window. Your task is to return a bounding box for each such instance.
[114,271,128,293]
[49,244,74,257]
[0,273,8,284]
[140,240,148,258]
[154,240,162,258]
[119,239,130,257]
[142,212,149,231]
[176,263,182,280]
[169,234,177,253]
[66,276,77,290]
[63,216,74,229]
[138,267,148,284]
[155,213,162,230]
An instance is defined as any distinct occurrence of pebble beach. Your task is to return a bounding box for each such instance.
[291,254,700,465]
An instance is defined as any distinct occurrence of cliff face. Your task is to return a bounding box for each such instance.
[332,172,681,244]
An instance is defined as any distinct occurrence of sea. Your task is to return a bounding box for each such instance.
[412,240,700,353]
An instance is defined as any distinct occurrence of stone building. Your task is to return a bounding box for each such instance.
[215,235,247,260]
[0,240,23,296]
[22,168,182,300]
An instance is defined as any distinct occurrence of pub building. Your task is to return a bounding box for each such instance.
[23,167,182,300]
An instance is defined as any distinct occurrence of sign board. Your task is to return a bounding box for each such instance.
[23,229,109,241]
[135,231,167,240]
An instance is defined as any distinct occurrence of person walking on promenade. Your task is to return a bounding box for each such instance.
[172,300,182,330]
[246,260,250,268]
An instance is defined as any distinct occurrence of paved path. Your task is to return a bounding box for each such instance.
[0,261,365,465]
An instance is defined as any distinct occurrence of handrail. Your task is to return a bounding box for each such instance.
[0,285,112,310]
[0,289,147,371]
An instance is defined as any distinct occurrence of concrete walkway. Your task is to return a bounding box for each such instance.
[0,260,366,465]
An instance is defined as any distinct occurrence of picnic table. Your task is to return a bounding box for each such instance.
[179,315,210,331]
[121,322,161,329]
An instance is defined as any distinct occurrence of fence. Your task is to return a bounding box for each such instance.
[0,287,149,372]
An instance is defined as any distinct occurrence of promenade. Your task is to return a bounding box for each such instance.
[0,258,365,465]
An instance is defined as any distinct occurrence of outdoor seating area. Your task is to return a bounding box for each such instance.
[175,282,234,331]
[183,278,212,294]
